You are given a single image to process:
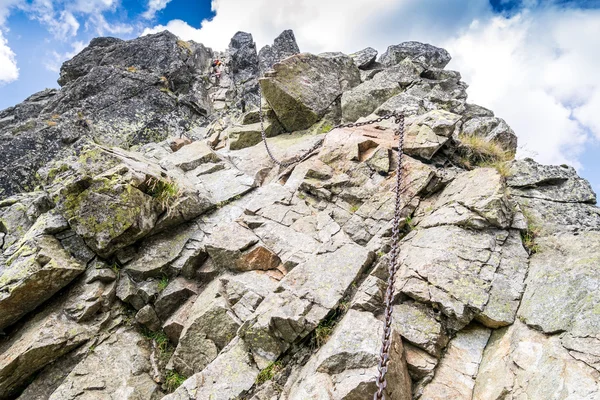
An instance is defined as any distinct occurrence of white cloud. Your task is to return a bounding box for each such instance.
[44,40,86,72]
[142,0,173,20]
[0,28,18,83]
[70,0,117,14]
[0,0,23,26]
[142,0,492,53]
[445,9,600,167]
[144,0,600,170]
[87,14,133,36]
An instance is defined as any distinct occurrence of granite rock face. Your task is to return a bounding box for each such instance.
[1,31,599,400]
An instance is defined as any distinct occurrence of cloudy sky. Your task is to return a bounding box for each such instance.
[0,0,599,195]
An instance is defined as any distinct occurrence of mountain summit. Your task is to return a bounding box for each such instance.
[0,30,598,400]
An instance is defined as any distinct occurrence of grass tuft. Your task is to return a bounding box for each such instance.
[144,176,182,213]
[520,207,541,254]
[255,361,282,385]
[457,134,514,170]
[177,40,192,54]
[158,275,169,292]
[165,371,187,393]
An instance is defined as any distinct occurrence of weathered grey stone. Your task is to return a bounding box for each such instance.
[403,109,461,159]
[169,279,241,376]
[200,166,255,205]
[15,347,87,400]
[163,337,259,400]
[379,41,451,69]
[473,320,600,400]
[205,222,259,269]
[420,168,513,229]
[461,116,517,153]
[374,92,428,117]
[115,273,145,310]
[392,302,449,357]
[135,304,161,331]
[1,31,214,200]
[124,223,197,280]
[396,226,528,329]
[0,235,86,329]
[241,244,373,368]
[163,296,195,345]
[154,277,198,320]
[341,59,423,122]
[0,306,94,398]
[420,323,491,399]
[226,120,283,150]
[63,268,116,322]
[518,232,600,366]
[220,271,278,322]
[284,311,411,400]
[0,192,54,251]
[351,275,386,313]
[48,327,159,400]
[258,29,301,75]
[349,47,378,69]
[52,146,212,257]
[516,197,600,234]
[160,141,220,171]
[55,230,96,264]
[508,158,596,204]
[404,342,438,381]
[260,53,361,131]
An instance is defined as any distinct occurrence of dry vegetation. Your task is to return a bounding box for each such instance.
[457,134,514,176]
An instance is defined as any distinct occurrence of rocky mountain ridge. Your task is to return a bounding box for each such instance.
[0,29,599,400]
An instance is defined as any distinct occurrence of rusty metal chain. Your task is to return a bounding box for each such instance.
[258,89,398,168]
[374,114,405,400]
[258,89,405,399]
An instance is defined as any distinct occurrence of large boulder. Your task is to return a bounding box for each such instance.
[461,116,518,154]
[0,31,214,200]
[168,279,241,376]
[0,235,85,330]
[379,41,451,69]
[49,146,213,257]
[402,109,461,159]
[341,59,423,122]
[260,53,361,131]
[349,47,378,70]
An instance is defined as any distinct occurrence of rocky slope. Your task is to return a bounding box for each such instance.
[1,29,599,400]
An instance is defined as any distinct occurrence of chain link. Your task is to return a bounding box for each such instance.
[258,89,405,400]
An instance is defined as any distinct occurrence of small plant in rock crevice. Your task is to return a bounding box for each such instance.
[144,176,182,213]
[164,370,187,393]
[457,134,514,171]
[405,216,416,231]
[158,275,169,291]
[521,207,542,254]
[255,361,282,385]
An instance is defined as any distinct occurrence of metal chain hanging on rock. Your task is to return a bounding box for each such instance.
[257,89,406,400]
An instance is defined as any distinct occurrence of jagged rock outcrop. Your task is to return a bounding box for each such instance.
[258,30,301,75]
[1,29,599,400]
[0,31,216,200]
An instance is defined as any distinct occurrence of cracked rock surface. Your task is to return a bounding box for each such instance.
[1,29,598,400]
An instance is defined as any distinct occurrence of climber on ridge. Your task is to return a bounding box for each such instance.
[211,59,223,84]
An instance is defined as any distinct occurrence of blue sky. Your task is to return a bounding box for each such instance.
[0,0,598,196]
